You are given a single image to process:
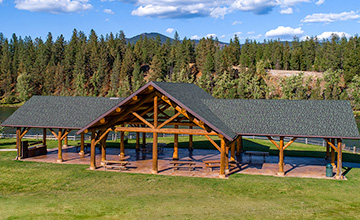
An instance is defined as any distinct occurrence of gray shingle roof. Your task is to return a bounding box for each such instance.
[202,99,360,139]
[1,96,124,129]
[152,82,237,140]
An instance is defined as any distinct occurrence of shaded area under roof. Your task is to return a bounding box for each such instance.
[1,96,124,129]
[152,81,237,140]
[203,99,360,139]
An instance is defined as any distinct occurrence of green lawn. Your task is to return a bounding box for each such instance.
[1,137,360,219]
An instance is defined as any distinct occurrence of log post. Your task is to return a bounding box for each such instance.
[79,132,85,156]
[136,132,140,152]
[278,136,285,176]
[64,135,68,148]
[230,141,236,162]
[225,145,229,173]
[90,132,96,170]
[331,138,336,167]
[120,131,125,158]
[219,138,226,178]
[16,128,21,160]
[173,125,179,160]
[189,126,193,152]
[57,129,63,163]
[142,132,146,147]
[336,138,343,179]
[43,128,47,146]
[325,141,330,160]
[152,95,159,174]
[236,136,243,156]
[101,134,108,165]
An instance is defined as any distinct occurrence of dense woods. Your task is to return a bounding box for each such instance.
[1,29,360,109]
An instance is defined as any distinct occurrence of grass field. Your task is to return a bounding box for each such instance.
[1,137,360,219]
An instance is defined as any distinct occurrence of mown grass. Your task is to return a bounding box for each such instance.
[1,137,360,219]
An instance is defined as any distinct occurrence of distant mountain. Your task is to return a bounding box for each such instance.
[126,32,229,46]
[126,32,172,44]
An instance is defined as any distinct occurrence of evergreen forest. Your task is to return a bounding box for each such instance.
[1,29,360,109]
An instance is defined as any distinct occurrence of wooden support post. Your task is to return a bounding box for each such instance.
[331,138,336,167]
[43,128,47,146]
[16,128,21,159]
[336,138,343,179]
[326,141,330,160]
[230,141,236,162]
[79,133,85,156]
[219,138,226,178]
[57,129,63,163]
[90,132,96,170]
[225,145,229,173]
[236,136,243,156]
[142,132,146,147]
[189,126,193,152]
[278,136,285,176]
[152,96,159,174]
[101,135,107,165]
[120,131,125,158]
[136,132,140,152]
[64,135,68,147]
[173,125,179,160]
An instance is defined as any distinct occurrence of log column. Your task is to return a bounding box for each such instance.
[90,132,96,170]
[236,136,243,156]
[64,135,68,148]
[325,141,330,160]
[219,137,226,178]
[336,138,343,179]
[225,145,229,173]
[173,125,179,160]
[16,128,21,159]
[120,131,125,158]
[230,141,236,163]
[101,133,108,165]
[57,129,63,163]
[43,128,47,146]
[278,137,285,176]
[142,132,146,147]
[152,96,159,174]
[79,133,85,156]
[189,126,193,152]
[331,138,336,167]
[136,132,140,152]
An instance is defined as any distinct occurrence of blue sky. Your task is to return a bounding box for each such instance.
[0,0,359,43]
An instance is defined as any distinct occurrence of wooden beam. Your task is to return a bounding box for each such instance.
[114,126,217,136]
[283,137,297,150]
[101,133,109,165]
[123,121,197,127]
[79,132,85,156]
[100,118,106,124]
[148,85,154,91]
[43,128,47,146]
[278,137,285,176]
[90,132,96,170]
[20,127,30,139]
[49,128,59,140]
[267,136,279,149]
[94,128,112,146]
[157,111,182,129]
[189,126,193,151]
[120,131,125,158]
[57,129,63,163]
[204,135,221,152]
[336,138,343,179]
[173,125,179,160]
[60,129,71,141]
[331,138,336,167]
[132,95,138,101]
[115,107,121,113]
[132,112,154,129]
[230,141,236,162]
[236,136,243,156]
[219,138,226,178]
[324,138,338,153]
[136,131,140,152]
[16,128,21,159]
[152,95,159,174]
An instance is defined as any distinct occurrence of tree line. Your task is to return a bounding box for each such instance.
[1,29,360,109]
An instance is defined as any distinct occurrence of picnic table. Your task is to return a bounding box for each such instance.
[170,161,201,171]
[203,160,237,171]
[244,151,269,163]
[103,160,130,171]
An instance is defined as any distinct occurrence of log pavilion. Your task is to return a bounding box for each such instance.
[2,81,360,179]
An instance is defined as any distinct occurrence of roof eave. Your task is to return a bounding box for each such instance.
[236,133,360,140]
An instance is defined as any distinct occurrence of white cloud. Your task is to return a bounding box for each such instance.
[303,11,360,23]
[247,31,255,34]
[166,28,174,34]
[232,20,243,25]
[15,0,92,14]
[105,18,110,21]
[206,33,217,38]
[265,26,304,38]
[121,0,313,19]
[280,7,293,14]
[190,35,201,40]
[103,9,114,14]
[315,0,324,5]
[0,0,3,3]
[316,31,351,40]
[220,34,226,38]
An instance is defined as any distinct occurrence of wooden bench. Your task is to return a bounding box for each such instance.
[21,141,47,158]
[203,160,237,171]
[170,161,201,171]
[244,151,269,163]
[103,160,130,171]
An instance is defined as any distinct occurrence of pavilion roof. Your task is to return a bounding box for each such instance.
[1,96,124,129]
[203,99,360,139]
